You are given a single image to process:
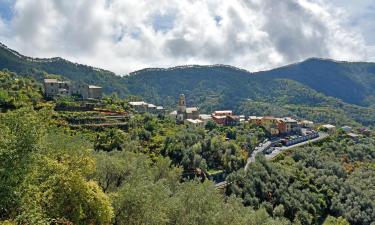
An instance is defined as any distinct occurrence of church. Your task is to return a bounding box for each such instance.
[176,94,199,123]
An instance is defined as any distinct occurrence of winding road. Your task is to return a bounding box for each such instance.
[245,132,329,171]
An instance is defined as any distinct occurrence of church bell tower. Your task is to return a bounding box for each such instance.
[178,94,186,113]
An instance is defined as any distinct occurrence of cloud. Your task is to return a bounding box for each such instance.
[0,0,372,74]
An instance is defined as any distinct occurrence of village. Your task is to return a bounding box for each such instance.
[43,79,369,158]
[129,94,367,155]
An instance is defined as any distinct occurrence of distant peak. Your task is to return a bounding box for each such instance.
[129,64,251,76]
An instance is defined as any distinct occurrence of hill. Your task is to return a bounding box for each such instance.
[1,43,375,126]
[0,43,129,97]
[259,58,375,106]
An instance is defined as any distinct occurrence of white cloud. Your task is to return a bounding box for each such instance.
[0,0,372,74]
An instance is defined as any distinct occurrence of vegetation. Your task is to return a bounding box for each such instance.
[0,105,286,224]
[0,48,374,224]
[227,133,375,225]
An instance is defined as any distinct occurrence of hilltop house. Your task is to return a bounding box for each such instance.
[43,79,102,99]
[43,79,71,98]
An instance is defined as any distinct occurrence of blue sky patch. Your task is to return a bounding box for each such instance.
[152,11,176,33]
[0,0,14,21]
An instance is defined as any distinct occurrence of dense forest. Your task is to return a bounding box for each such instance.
[0,70,374,224]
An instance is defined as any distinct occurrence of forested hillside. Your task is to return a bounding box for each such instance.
[0,43,129,97]
[1,43,375,127]
[258,58,375,106]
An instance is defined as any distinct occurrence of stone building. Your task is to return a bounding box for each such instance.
[44,79,102,99]
[176,94,199,123]
[43,79,71,98]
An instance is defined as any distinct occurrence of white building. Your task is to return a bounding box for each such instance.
[186,119,205,128]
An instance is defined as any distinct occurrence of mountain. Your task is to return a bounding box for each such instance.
[259,58,375,106]
[1,43,375,126]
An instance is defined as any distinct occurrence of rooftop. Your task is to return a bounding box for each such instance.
[199,114,212,120]
[213,110,232,114]
[322,124,336,129]
[280,117,298,123]
[129,101,147,106]
[186,119,204,124]
[44,78,70,84]
[88,85,102,89]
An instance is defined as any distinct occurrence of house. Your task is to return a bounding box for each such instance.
[278,117,301,134]
[186,119,205,128]
[211,115,227,125]
[225,115,240,126]
[341,126,352,133]
[347,133,360,141]
[260,116,280,136]
[88,85,103,99]
[358,128,371,136]
[321,124,336,134]
[300,120,314,128]
[129,101,164,115]
[213,110,233,116]
[129,101,148,113]
[43,79,71,98]
[176,94,199,122]
[199,114,213,125]
[248,116,263,125]
[43,79,102,99]
[211,111,240,126]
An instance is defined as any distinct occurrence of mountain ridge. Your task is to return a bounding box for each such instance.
[1,42,375,127]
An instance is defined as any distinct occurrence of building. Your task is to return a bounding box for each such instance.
[43,79,71,98]
[300,120,314,128]
[176,94,199,122]
[44,79,102,99]
[281,131,319,146]
[358,128,371,136]
[225,115,240,126]
[260,116,280,136]
[186,119,205,128]
[129,101,164,115]
[211,115,227,125]
[213,110,233,116]
[321,124,336,134]
[211,111,240,126]
[88,85,103,99]
[129,101,148,113]
[341,126,352,133]
[199,114,213,125]
[278,117,300,135]
[248,116,263,125]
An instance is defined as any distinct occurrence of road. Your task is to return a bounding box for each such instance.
[244,141,272,170]
[216,132,329,187]
[245,132,329,170]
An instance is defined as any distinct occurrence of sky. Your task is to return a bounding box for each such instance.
[0,0,374,75]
